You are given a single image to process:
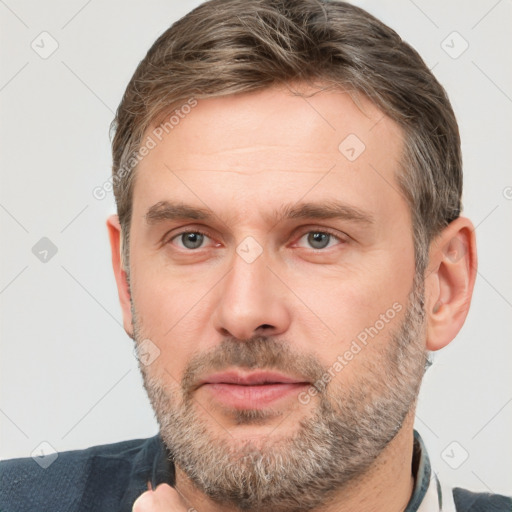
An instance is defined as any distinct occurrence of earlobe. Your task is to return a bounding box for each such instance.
[425,217,477,351]
[106,214,134,338]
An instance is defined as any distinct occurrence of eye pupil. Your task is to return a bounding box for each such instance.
[308,232,330,249]
[182,232,204,249]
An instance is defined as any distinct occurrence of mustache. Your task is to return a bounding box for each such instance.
[181,336,326,396]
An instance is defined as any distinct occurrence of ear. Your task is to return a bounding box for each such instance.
[107,214,134,338]
[424,216,477,351]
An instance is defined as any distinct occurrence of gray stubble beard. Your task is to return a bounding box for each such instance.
[133,277,428,512]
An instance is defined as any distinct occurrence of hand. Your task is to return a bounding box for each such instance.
[132,483,194,511]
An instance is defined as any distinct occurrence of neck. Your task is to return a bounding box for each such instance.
[173,411,417,512]
[318,413,416,512]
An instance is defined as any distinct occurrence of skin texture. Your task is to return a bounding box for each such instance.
[107,84,477,511]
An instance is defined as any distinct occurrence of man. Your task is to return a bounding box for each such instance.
[1,0,510,511]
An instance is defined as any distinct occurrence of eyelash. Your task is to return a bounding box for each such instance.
[166,227,347,250]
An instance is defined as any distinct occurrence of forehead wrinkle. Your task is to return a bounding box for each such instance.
[165,167,332,175]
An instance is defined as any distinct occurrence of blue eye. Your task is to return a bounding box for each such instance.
[172,231,208,250]
[307,232,330,249]
[297,231,342,250]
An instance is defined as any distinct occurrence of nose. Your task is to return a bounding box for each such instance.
[212,247,291,341]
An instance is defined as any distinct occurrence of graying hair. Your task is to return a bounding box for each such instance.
[111,0,462,275]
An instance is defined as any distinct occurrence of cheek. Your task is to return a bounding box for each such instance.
[129,263,209,379]
[292,248,414,360]
[130,245,206,328]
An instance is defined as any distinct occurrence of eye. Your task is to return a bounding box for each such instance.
[296,230,344,250]
[170,231,212,250]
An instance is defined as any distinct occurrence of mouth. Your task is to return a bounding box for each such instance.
[197,370,311,409]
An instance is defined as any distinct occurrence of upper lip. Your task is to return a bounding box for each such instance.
[198,370,309,387]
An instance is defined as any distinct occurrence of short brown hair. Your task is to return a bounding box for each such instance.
[111,0,462,274]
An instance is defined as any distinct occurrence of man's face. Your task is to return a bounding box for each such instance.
[125,85,426,508]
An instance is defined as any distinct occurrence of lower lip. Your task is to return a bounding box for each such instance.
[201,382,309,409]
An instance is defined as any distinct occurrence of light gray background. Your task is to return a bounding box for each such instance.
[1,0,511,496]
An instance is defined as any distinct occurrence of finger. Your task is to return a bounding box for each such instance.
[132,483,189,511]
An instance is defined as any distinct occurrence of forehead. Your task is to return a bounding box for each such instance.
[132,84,407,226]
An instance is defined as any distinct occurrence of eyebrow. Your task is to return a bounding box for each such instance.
[275,201,374,225]
[145,200,374,226]
[145,201,211,224]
